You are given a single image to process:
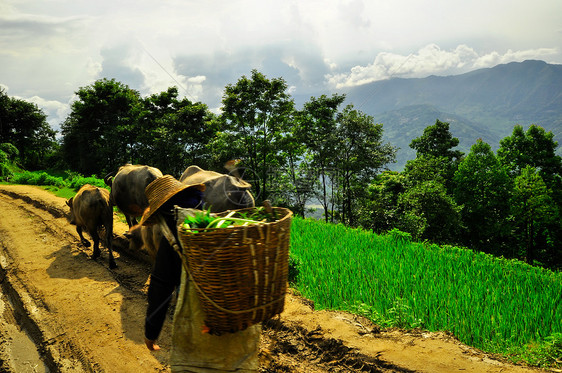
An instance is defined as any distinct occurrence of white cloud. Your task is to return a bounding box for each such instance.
[327,44,560,89]
[25,96,69,132]
[473,48,559,69]
[1,0,561,128]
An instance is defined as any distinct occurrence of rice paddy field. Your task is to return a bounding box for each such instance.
[289,217,562,365]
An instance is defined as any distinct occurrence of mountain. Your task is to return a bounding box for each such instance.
[342,60,562,170]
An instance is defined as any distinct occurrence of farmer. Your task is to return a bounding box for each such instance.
[140,175,261,372]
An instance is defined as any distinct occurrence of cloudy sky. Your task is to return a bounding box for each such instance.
[1,0,561,131]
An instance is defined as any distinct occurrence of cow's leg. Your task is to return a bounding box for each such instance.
[125,215,137,229]
[76,226,91,247]
[105,216,117,269]
[90,229,101,260]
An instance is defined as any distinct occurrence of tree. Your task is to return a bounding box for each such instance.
[453,139,512,253]
[510,166,558,264]
[61,79,142,176]
[397,180,462,243]
[497,124,562,204]
[409,119,463,192]
[268,127,317,216]
[0,89,57,170]
[296,94,346,222]
[334,105,396,226]
[137,87,216,176]
[358,171,405,233]
[220,70,295,202]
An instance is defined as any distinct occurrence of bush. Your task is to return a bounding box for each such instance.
[66,174,107,190]
[12,171,65,188]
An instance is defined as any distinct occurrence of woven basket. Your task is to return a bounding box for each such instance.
[176,207,293,335]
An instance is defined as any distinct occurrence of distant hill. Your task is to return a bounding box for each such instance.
[342,60,562,170]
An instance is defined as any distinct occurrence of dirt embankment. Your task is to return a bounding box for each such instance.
[0,184,546,372]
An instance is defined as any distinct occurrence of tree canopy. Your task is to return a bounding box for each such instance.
[0,89,57,169]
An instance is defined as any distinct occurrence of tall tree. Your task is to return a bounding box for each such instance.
[497,124,562,204]
[409,119,463,192]
[0,89,57,170]
[453,139,512,253]
[270,127,317,216]
[295,94,346,222]
[61,79,142,176]
[410,119,463,161]
[220,70,294,202]
[137,87,215,176]
[510,166,558,264]
[358,171,405,233]
[334,104,396,226]
[393,119,464,243]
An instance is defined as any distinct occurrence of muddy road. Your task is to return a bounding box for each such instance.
[0,184,544,372]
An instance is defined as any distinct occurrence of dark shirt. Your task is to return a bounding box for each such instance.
[144,189,202,341]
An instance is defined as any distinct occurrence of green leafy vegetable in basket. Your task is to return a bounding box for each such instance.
[183,209,215,229]
[181,209,270,232]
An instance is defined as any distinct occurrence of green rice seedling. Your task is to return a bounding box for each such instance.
[289,217,562,365]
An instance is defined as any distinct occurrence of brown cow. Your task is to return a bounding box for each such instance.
[104,164,163,228]
[66,184,116,268]
[124,223,161,261]
[127,165,255,260]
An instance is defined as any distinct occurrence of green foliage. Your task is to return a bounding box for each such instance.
[295,94,346,222]
[0,90,57,170]
[357,171,405,233]
[10,170,105,191]
[388,228,411,245]
[409,119,463,162]
[517,333,562,369]
[12,171,66,188]
[332,104,396,226]
[287,255,301,285]
[498,124,562,210]
[60,78,143,176]
[137,87,216,176]
[0,143,19,158]
[397,180,462,243]
[220,70,295,201]
[453,139,513,252]
[290,217,562,367]
[510,166,559,264]
[183,209,216,229]
[65,174,107,190]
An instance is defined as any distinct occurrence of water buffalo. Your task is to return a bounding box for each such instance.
[126,165,255,259]
[124,223,161,261]
[179,165,255,212]
[66,184,116,268]
[104,164,163,228]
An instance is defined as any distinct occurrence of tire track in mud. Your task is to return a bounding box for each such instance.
[0,189,163,372]
[0,190,104,372]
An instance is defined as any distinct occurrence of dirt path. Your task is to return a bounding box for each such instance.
[0,184,546,372]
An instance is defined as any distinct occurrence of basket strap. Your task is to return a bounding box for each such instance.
[157,215,183,256]
[187,274,285,315]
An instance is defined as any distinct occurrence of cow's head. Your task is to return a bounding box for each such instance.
[66,197,76,224]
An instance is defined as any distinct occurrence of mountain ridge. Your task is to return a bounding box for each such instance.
[342,60,562,170]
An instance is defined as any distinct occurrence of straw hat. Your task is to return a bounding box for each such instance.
[140,175,205,226]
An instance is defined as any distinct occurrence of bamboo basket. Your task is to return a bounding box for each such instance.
[176,207,293,335]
